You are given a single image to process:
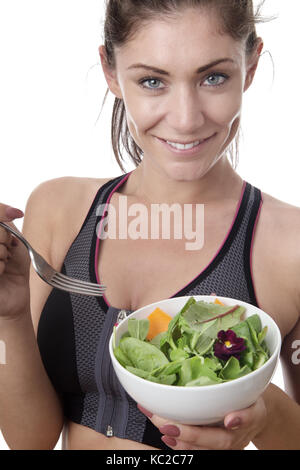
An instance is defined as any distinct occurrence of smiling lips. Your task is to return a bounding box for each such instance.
[166,140,203,150]
[156,134,215,154]
[160,135,213,150]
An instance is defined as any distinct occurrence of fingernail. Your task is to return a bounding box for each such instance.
[161,436,177,447]
[137,405,153,418]
[11,237,19,247]
[226,417,241,430]
[5,207,24,219]
[159,425,180,437]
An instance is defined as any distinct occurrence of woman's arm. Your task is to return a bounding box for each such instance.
[0,183,66,449]
[139,383,300,450]
[252,383,300,450]
[253,318,300,450]
[0,312,64,450]
[139,318,300,450]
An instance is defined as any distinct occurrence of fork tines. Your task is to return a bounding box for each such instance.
[51,273,106,297]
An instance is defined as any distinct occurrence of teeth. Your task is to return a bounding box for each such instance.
[166,140,201,150]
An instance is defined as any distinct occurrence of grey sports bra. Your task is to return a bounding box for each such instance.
[37,171,263,449]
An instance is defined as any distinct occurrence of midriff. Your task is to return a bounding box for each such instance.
[62,420,158,450]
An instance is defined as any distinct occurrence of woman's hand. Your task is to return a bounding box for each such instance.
[0,204,31,319]
[138,397,267,450]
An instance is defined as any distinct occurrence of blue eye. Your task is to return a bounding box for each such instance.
[203,73,228,87]
[139,77,164,90]
[138,73,229,92]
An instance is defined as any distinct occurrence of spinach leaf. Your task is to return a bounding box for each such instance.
[177,356,222,386]
[231,320,256,353]
[239,349,254,368]
[114,346,134,368]
[258,326,268,345]
[219,356,252,380]
[126,366,151,379]
[181,302,245,335]
[185,375,223,386]
[160,297,196,351]
[128,318,150,341]
[253,351,268,370]
[150,331,167,349]
[177,356,203,386]
[204,356,223,372]
[193,334,215,356]
[169,348,190,361]
[246,314,262,335]
[151,361,182,377]
[246,319,259,347]
[260,340,270,356]
[120,337,169,372]
[148,374,177,385]
[247,317,269,362]
[126,366,177,385]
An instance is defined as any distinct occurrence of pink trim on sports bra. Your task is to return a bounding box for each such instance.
[95,174,247,309]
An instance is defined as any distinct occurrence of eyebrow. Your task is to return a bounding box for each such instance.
[127,58,235,75]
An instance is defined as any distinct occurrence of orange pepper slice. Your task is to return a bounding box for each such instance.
[214,298,225,306]
[146,307,172,341]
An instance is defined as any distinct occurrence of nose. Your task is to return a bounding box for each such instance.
[167,85,205,135]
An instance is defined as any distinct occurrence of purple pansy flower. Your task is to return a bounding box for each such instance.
[214,329,246,361]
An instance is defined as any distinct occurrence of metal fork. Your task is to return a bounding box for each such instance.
[0,221,106,297]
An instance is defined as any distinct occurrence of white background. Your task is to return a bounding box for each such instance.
[0,0,298,450]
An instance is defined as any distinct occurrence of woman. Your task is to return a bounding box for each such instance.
[0,0,299,450]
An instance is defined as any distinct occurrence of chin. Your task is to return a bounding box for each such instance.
[163,162,212,182]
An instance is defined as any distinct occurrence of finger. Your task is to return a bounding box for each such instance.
[161,435,209,450]
[161,423,233,450]
[142,411,233,450]
[0,228,20,250]
[0,205,24,247]
[0,244,10,261]
[0,205,24,222]
[0,229,12,247]
[224,396,267,432]
[0,260,6,275]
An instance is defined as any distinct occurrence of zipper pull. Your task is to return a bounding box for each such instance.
[116,309,129,324]
[106,425,114,437]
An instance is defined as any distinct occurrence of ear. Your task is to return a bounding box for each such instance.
[244,38,264,92]
[98,45,123,99]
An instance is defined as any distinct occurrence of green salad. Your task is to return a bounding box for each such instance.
[113,297,270,386]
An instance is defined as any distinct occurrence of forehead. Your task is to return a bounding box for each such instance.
[115,7,245,71]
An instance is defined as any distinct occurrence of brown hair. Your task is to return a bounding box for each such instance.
[101,0,268,173]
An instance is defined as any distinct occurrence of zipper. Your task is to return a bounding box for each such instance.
[116,309,129,325]
[106,309,130,437]
[106,425,114,437]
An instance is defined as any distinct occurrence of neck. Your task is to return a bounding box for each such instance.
[125,155,244,205]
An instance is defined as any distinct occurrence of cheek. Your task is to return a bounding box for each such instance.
[124,98,160,138]
[206,91,242,128]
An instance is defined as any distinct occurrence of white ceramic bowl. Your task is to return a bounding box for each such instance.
[109,295,281,425]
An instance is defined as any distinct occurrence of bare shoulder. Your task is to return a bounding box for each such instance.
[23,175,112,264]
[22,176,112,334]
[257,191,300,309]
[259,194,300,398]
[24,175,112,212]
[260,191,300,246]
[261,191,300,218]
[24,175,111,208]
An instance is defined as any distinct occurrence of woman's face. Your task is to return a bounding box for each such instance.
[101,7,261,181]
